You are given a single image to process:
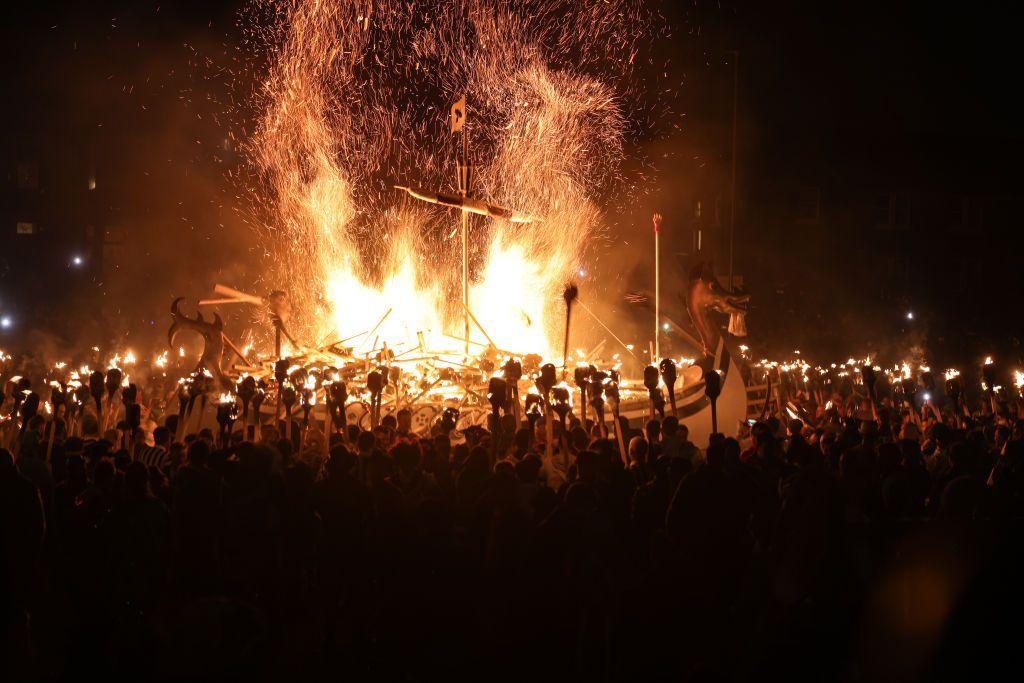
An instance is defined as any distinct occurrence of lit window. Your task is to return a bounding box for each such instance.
[16,222,35,234]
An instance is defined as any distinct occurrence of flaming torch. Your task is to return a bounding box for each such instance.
[237,375,257,441]
[251,381,267,441]
[300,374,317,434]
[89,370,105,430]
[103,366,123,431]
[861,363,877,404]
[561,284,579,381]
[46,381,66,462]
[590,370,608,437]
[573,364,592,427]
[920,366,935,405]
[643,365,665,420]
[175,377,192,443]
[551,384,571,430]
[487,375,508,460]
[898,363,917,407]
[704,368,722,435]
[16,391,40,454]
[659,358,678,418]
[503,358,523,427]
[606,372,627,464]
[945,368,962,405]
[274,359,289,433]
[982,356,997,395]
[280,384,297,445]
[326,375,348,444]
[73,381,90,437]
[525,392,543,440]
[536,363,557,462]
[366,369,385,429]
[215,393,239,448]
[121,383,140,452]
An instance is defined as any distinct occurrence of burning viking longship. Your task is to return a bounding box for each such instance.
[166,259,754,447]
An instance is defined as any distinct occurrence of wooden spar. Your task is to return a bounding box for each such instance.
[576,300,636,358]
[458,301,496,348]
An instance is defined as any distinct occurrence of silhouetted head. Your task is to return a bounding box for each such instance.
[564,481,598,515]
[327,445,356,474]
[357,430,376,454]
[188,439,211,467]
[125,461,151,501]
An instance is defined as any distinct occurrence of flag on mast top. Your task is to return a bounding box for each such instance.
[451,95,466,132]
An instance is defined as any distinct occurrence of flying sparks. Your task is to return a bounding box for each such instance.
[242,0,651,357]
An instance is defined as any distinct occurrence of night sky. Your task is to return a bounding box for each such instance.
[3,1,1022,360]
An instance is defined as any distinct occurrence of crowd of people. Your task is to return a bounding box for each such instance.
[4,385,1024,681]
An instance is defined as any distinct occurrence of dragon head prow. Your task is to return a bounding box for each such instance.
[686,262,749,358]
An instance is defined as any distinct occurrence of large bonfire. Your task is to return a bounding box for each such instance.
[243,0,652,357]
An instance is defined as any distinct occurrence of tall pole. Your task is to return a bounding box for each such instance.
[454,96,470,356]
[653,212,661,362]
[728,50,739,291]
[461,187,469,354]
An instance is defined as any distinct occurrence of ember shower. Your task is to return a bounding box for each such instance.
[244,0,650,357]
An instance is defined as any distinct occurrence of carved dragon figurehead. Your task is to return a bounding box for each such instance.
[169,297,231,389]
[685,262,749,359]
